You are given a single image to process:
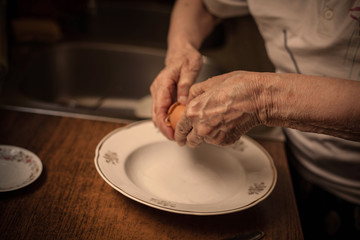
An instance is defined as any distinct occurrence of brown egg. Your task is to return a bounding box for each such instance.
[165,102,186,130]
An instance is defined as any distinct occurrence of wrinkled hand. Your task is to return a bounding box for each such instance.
[150,44,203,140]
[175,71,268,148]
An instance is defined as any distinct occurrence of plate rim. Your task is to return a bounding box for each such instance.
[95,120,277,215]
[0,145,43,192]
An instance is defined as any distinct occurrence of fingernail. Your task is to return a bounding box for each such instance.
[178,96,187,105]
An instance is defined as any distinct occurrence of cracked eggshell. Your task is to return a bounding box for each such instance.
[165,102,186,130]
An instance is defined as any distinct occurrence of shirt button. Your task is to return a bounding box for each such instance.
[323,9,334,20]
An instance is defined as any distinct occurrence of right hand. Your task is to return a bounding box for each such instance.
[174,71,265,148]
[150,43,203,140]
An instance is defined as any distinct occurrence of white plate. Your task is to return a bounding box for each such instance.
[95,121,277,215]
[0,145,43,192]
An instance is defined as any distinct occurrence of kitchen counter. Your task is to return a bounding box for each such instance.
[0,109,303,240]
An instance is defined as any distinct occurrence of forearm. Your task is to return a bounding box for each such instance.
[167,0,217,53]
[258,73,360,141]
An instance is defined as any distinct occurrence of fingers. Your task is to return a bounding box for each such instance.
[175,112,220,148]
[151,107,174,140]
[174,71,247,147]
[177,55,202,105]
[175,120,238,148]
[186,129,204,148]
[174,115,192,145]
[188,71,240,101]
[177,74,195,105]
[175,123,204,149]
[150,71,176,140]
[152,68,254,145]
[154,110,174,140]
[151,47,203,141]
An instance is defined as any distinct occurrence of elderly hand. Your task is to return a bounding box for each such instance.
[174,71,269,148]
[150,43,203,140]
[174,70,360,147]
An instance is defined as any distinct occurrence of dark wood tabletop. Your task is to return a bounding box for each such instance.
[0,109,303,240]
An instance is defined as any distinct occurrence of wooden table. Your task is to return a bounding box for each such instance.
[0,109,303,240]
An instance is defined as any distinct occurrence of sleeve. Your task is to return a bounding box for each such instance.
[203,0,249,18]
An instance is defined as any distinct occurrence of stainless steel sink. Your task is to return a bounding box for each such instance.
[0,42,223,121]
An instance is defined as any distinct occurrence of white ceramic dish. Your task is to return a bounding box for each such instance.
[95,121,277,215]
[0,145,43,192]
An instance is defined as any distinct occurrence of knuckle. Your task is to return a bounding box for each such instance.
[186,107,201,120]
[189,83,203,97]
[177,81,192,90]
[174,117,192,137]
[186,131,203,148]
[187,139,201,148]
[184,56,202,72]
[176,125,189,135]
[196,125,212,137]
[191,52,202,63]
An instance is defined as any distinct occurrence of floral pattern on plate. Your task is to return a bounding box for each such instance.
[0,145,43,192]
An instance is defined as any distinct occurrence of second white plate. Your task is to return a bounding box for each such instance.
[0,145,43,192]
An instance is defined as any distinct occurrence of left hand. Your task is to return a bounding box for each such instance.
[174,71,267,148]
[150,42,203,140]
